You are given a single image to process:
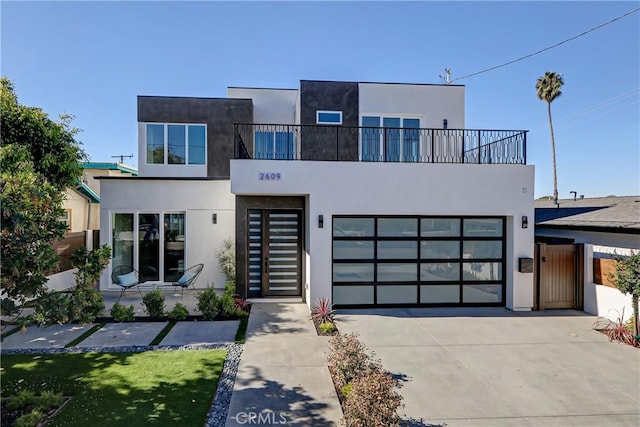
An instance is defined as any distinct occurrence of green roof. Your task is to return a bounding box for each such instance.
[83,162,138,176]
[75,182,100,203]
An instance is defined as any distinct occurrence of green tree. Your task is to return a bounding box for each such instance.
[611,252,640,342]
[1,77,86,190]
[1,77,87,308]
[535,71,564,204]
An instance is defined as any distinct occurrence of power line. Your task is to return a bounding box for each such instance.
[450,7,640,83]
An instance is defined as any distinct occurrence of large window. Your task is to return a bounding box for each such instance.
[146,123,206,165]
[332,216,505,306]
[361,116,421,162]
[112,212,185,284]
[255,131,295,160]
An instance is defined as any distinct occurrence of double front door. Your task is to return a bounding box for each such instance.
[248,210,302,297]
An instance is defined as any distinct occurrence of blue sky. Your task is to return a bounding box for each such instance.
[2,1,638,198]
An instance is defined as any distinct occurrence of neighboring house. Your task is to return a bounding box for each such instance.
[62,162,138,234]
[535,196,640,320]
[535,196,640,249]
[99,79,535,311]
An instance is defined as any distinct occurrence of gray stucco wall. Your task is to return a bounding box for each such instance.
[138,96,253,178]
[299,81,359,161]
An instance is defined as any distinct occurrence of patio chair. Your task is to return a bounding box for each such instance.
[111,265,143,300]
[171,263,204,299]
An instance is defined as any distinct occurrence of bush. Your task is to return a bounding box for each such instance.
[197,287,220,320]
[110,301,135,322]
[343,369,403,427]
[167,302,189,321]
[142,289,165,319]
[32,291,72,326]
[319,321,336,334]
[311,297,335,324]
[69,286,104,324]
[327,333,382,391]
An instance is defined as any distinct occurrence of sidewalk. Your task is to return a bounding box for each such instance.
[225,302,342,426]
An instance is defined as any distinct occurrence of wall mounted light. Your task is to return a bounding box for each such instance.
[318,214,324,228]
[443,119,448,129]
[521,216,528,229]
[212,213,217,224]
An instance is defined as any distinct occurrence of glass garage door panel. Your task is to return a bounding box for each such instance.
[266,212,301,295]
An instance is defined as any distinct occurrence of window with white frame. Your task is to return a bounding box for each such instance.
[146,123,206,165]
[60,209,71,232]
[317,110,343,125]
[361,115,421,162]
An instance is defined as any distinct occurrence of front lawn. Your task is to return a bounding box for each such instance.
[1,349,227,426]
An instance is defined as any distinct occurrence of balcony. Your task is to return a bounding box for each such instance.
[234,123,528,165]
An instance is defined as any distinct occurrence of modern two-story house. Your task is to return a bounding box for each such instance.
[99,79,535,310]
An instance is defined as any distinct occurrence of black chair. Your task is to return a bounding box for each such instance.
[171,264,204,299]
[111,265,143,300]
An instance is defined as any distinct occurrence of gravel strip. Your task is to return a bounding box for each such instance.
[1,343,244,425]
[206,343,243,427]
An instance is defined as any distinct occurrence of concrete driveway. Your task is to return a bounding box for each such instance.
[337,307,639,427]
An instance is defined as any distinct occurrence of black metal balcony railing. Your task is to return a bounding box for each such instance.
[234,123,528,165]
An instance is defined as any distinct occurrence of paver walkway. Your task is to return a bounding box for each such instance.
[225,302,342,426]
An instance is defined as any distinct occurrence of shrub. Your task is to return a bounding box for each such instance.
[167,302,190,321]
[142,289,165,319]
[319,321,336,334]
[15,410,43,427]
[69,286,104,324]
[311,297,335,324]
[343,369,403,427]
[217,238,236,283]
[197,287,220,320]
[327,333,382,391]
[6,389,37,410]
[32,291,72,326]
[110,301,135,322]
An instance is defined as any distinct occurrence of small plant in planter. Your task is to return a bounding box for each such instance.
[142,289,165,319]
[167,302,190,321]
[110,301,135,322]
[319,321,336,334]
[593,308,638,347]
[197,287,220,320]
[311,297,337,335]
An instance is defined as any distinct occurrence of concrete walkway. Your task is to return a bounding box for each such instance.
[226,302,342,426]
[338,307,640,427]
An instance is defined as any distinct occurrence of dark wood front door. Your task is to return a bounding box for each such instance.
[247,210,302,297]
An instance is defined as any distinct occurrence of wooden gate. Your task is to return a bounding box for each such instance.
[534,243,583,310]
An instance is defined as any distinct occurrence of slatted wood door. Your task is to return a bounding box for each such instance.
[247,210,302,297]
[538,244,576,309]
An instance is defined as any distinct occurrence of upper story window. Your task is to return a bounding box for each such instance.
[146,123,206,165]
[361,115,421,162]
[317,110,343,125]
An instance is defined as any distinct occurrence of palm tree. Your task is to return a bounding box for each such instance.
[536,71,564,204]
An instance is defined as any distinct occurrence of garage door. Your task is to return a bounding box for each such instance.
[332,216,506,307]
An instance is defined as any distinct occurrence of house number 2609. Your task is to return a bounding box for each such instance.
[259,172,281,181]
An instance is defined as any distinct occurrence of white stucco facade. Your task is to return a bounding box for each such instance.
[99,179,234,291]
[358,83,465,129]
[231,159,536,310]
[228,87,298,124]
